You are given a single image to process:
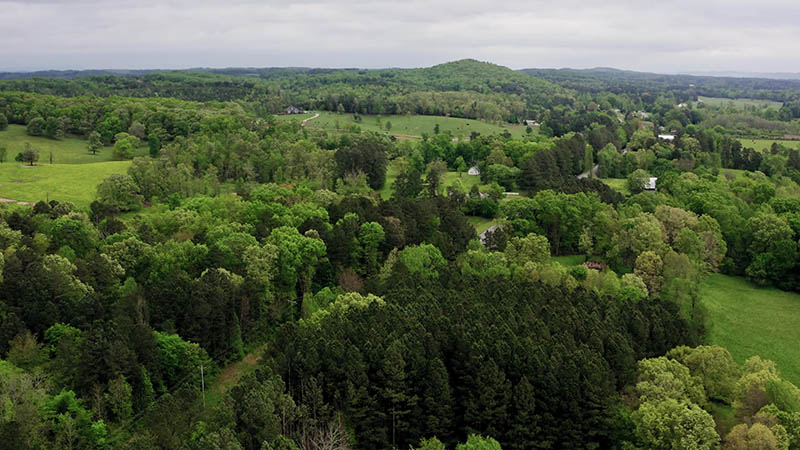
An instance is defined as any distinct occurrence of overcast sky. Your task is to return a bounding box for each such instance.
[2,0,800,73]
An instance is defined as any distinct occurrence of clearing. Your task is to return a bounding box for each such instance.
[0,161,130,208]
[0,124,118,164]
[738,138,800,152]
[701,273,800,386]
[600,178,631,195]
[279,112,529,139]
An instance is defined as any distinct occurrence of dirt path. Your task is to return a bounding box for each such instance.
[301,113,320,127]
[0,197,35,206]
[211,343,268,396]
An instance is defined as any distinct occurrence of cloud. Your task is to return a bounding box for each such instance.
[1,0,799,72]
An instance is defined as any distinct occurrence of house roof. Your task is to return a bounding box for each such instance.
[644,177,658,190]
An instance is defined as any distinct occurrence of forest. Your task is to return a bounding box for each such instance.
[1,59,800,450]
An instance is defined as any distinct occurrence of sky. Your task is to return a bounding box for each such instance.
[2,0,800,73]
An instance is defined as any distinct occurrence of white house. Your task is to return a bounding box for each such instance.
[658,134,675,141]
[524,120,539,127]
[468,166,481,176]
[644,177,658,191]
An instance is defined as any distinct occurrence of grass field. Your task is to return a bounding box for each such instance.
[738,138,800,152]
[600,178,631,195]
[467,216,500,234]
[701,273,800,386]
[0,161,130,207]
[698,96,783,110]
[0,125,119,164]
[552,254,587,266]
[280,111,529,139]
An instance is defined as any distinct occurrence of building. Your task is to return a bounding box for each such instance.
[468,166,481,176]
[284,106,305,115]
[644,177,658,191]
[658,134,675,141]
[524,120,539,127]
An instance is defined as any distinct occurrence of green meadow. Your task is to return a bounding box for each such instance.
[701,273,800,386]
[600,177,631,195]
[0,161,131,207]
[738,138,800,152]
[0,124,117,164]
[279,111,529,139]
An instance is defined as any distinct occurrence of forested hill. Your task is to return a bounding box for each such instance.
[0,60,566,121]
[522,67,800,102]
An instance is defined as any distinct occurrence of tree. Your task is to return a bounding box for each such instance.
[633,398,719,450]
[27,116,45,136]
[88,131,103,155]
[667,346,740,404]
[22,142,39,166]
[0,112,8,130]
[724,423,788,450]
[97,173,143,211]
[635,251,664,295]
[456,435,503,450]
[44,116,64,139]
[148,133,161,158]
[0,146,7,163]
[504,233,550,265]
[112,132,139,160]
[385,121,392,132]
[628,169,651,195]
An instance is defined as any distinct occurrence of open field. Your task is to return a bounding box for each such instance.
[552,254,587,266]
[0,125,120,164]
[280,111,530,139]
[600,178,631,195]
[698,96,783,110]
[0,161,130,207]
[467,216,500,234]
[738,138,800,152]
[701,273,800,386]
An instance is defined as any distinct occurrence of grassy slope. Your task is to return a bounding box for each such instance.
[291,111,528,139]
[738,138,800,152]
[0,125,117,164]
[600,178,631,195]
[0,161,130,207]
[701,273,800,386]
[698,96,783,110]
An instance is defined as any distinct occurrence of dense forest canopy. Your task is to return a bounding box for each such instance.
[1,60,800,449]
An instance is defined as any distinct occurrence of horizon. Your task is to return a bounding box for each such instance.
[3,0,800,74]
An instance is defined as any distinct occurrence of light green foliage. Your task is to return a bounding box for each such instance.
[397,243,447,279]
[629,129,657,151]
[612,212,665,266]
[112,132,140,160]
[598,143,623,177]
[460,249,511,279]
[456,435,503,450]
[636,357,707,406]
[41,253,93,305]
[504,233,550,265]
[243,243,279,287]
[97,173,143,211]
[668,346,740,405]
[627,169,651,195]
[620,273,648,302]
[724,422,789,450]
[154,331,214,389]
[266,226,327,297]
[309,292,385,325]
[632,397,719,450]
[415,437,446,450]
[355,221,385,275]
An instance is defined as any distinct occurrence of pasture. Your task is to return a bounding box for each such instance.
[0,124,117,164]
[738,138,800,152]
[0,161,131,207]
[701,273,800,386]
[698,96,783,110]
[600,177,631,195]
[280,111,529,139]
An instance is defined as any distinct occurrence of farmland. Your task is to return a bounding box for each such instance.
[701,273,800,386]
[277,111,530,139]
[0,161,131,207]
[0,124,119,164]
[738,137,800,152]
